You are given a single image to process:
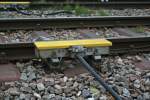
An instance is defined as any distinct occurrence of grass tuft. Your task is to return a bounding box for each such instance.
[134,26,145,33]
[74,5,91,16]
[96,9,109,16]
[63,5,73,11]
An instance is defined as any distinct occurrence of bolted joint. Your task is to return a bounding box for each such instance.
[93,55,101,60]
[51,58,60,63]
[69,46,86,58]
[69,46,85,53]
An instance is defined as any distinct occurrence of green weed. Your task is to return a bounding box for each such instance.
[134,26,145,33]
[74,5,91,16]
[63,5,73,11]
[96,9,109,16]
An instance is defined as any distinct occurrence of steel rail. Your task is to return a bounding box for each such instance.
[0,16,150,30]
[0,0,149,10]
[108,37,150,54]
[29,1,150,8]
[32,0,149,2]
[0,43,35,60]
[1,1,149,7]
[1,37,150,60]
[0,2,149,10]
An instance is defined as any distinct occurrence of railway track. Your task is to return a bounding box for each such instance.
[1,37,150,60]
[30,0,150,8]
[0,16,150,60]
[0,0,150,9]
[0,16,150,100]
[0,16,150,30]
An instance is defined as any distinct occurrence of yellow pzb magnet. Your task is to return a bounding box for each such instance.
[34,39,112,50]
[0,2,30,5]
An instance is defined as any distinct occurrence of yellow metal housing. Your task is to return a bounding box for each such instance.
[35,39,112,50]
[0,2,30,4]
